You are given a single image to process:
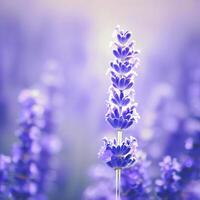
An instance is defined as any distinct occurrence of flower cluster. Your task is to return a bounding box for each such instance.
[106,25,140,130]
[181,129,200,184]
[155,156,182,200]
[185,131,200,173]
[11,89,45,200]
[99,136,137,169]
[121,152,152,200]
[0,154,11,199]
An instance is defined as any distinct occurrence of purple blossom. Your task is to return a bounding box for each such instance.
[106,25,140,130]
[121,152,152,200]
[8,65,62,200]
[11,89,44,200]
[155,156,182,200]
[99,136,137,169]
[181,130,200,184]
[98,26,141,200]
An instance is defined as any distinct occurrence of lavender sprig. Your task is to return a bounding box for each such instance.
[181,130,200,185]
[155,156,182,200]
[11,89,44,200]
[106,25,140,130]
[100,25,140,200]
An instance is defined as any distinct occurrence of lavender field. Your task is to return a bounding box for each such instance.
[0,1,200,200]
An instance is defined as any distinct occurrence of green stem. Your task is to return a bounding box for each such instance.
[115,129,122,200]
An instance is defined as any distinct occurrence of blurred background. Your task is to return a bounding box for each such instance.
[0,0,200,199]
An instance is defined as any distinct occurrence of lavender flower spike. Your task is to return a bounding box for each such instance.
[155,156,182,200]
[101,26,140,200]
[11,89,44,200]
[106,25,140,130]
[99,136,137,169]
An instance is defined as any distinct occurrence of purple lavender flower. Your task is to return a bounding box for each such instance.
[11,89,44,200]
[185,131,200,174]
[9,65,62,200]
[121,152,152,200]
[181,130,200,184]
[155,156,182,200]
[0,154,11,199]
[99,136,137,169]
[100,26,140,200]
[106,25,140,130]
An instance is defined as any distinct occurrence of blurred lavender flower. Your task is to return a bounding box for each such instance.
[99,136,137,169]
[36,63,62,199]
[11,89,44,200]
[0,154,11,199]
[155,156,182,200]
[181,130,200,184]
[140,83,187,160]
[106,25,140,130]
[8,62,62,200]
[121,152,152,200]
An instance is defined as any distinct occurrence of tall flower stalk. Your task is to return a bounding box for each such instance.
[100,25,140,200]
[12,84,60,200]
[11,89,44,200]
